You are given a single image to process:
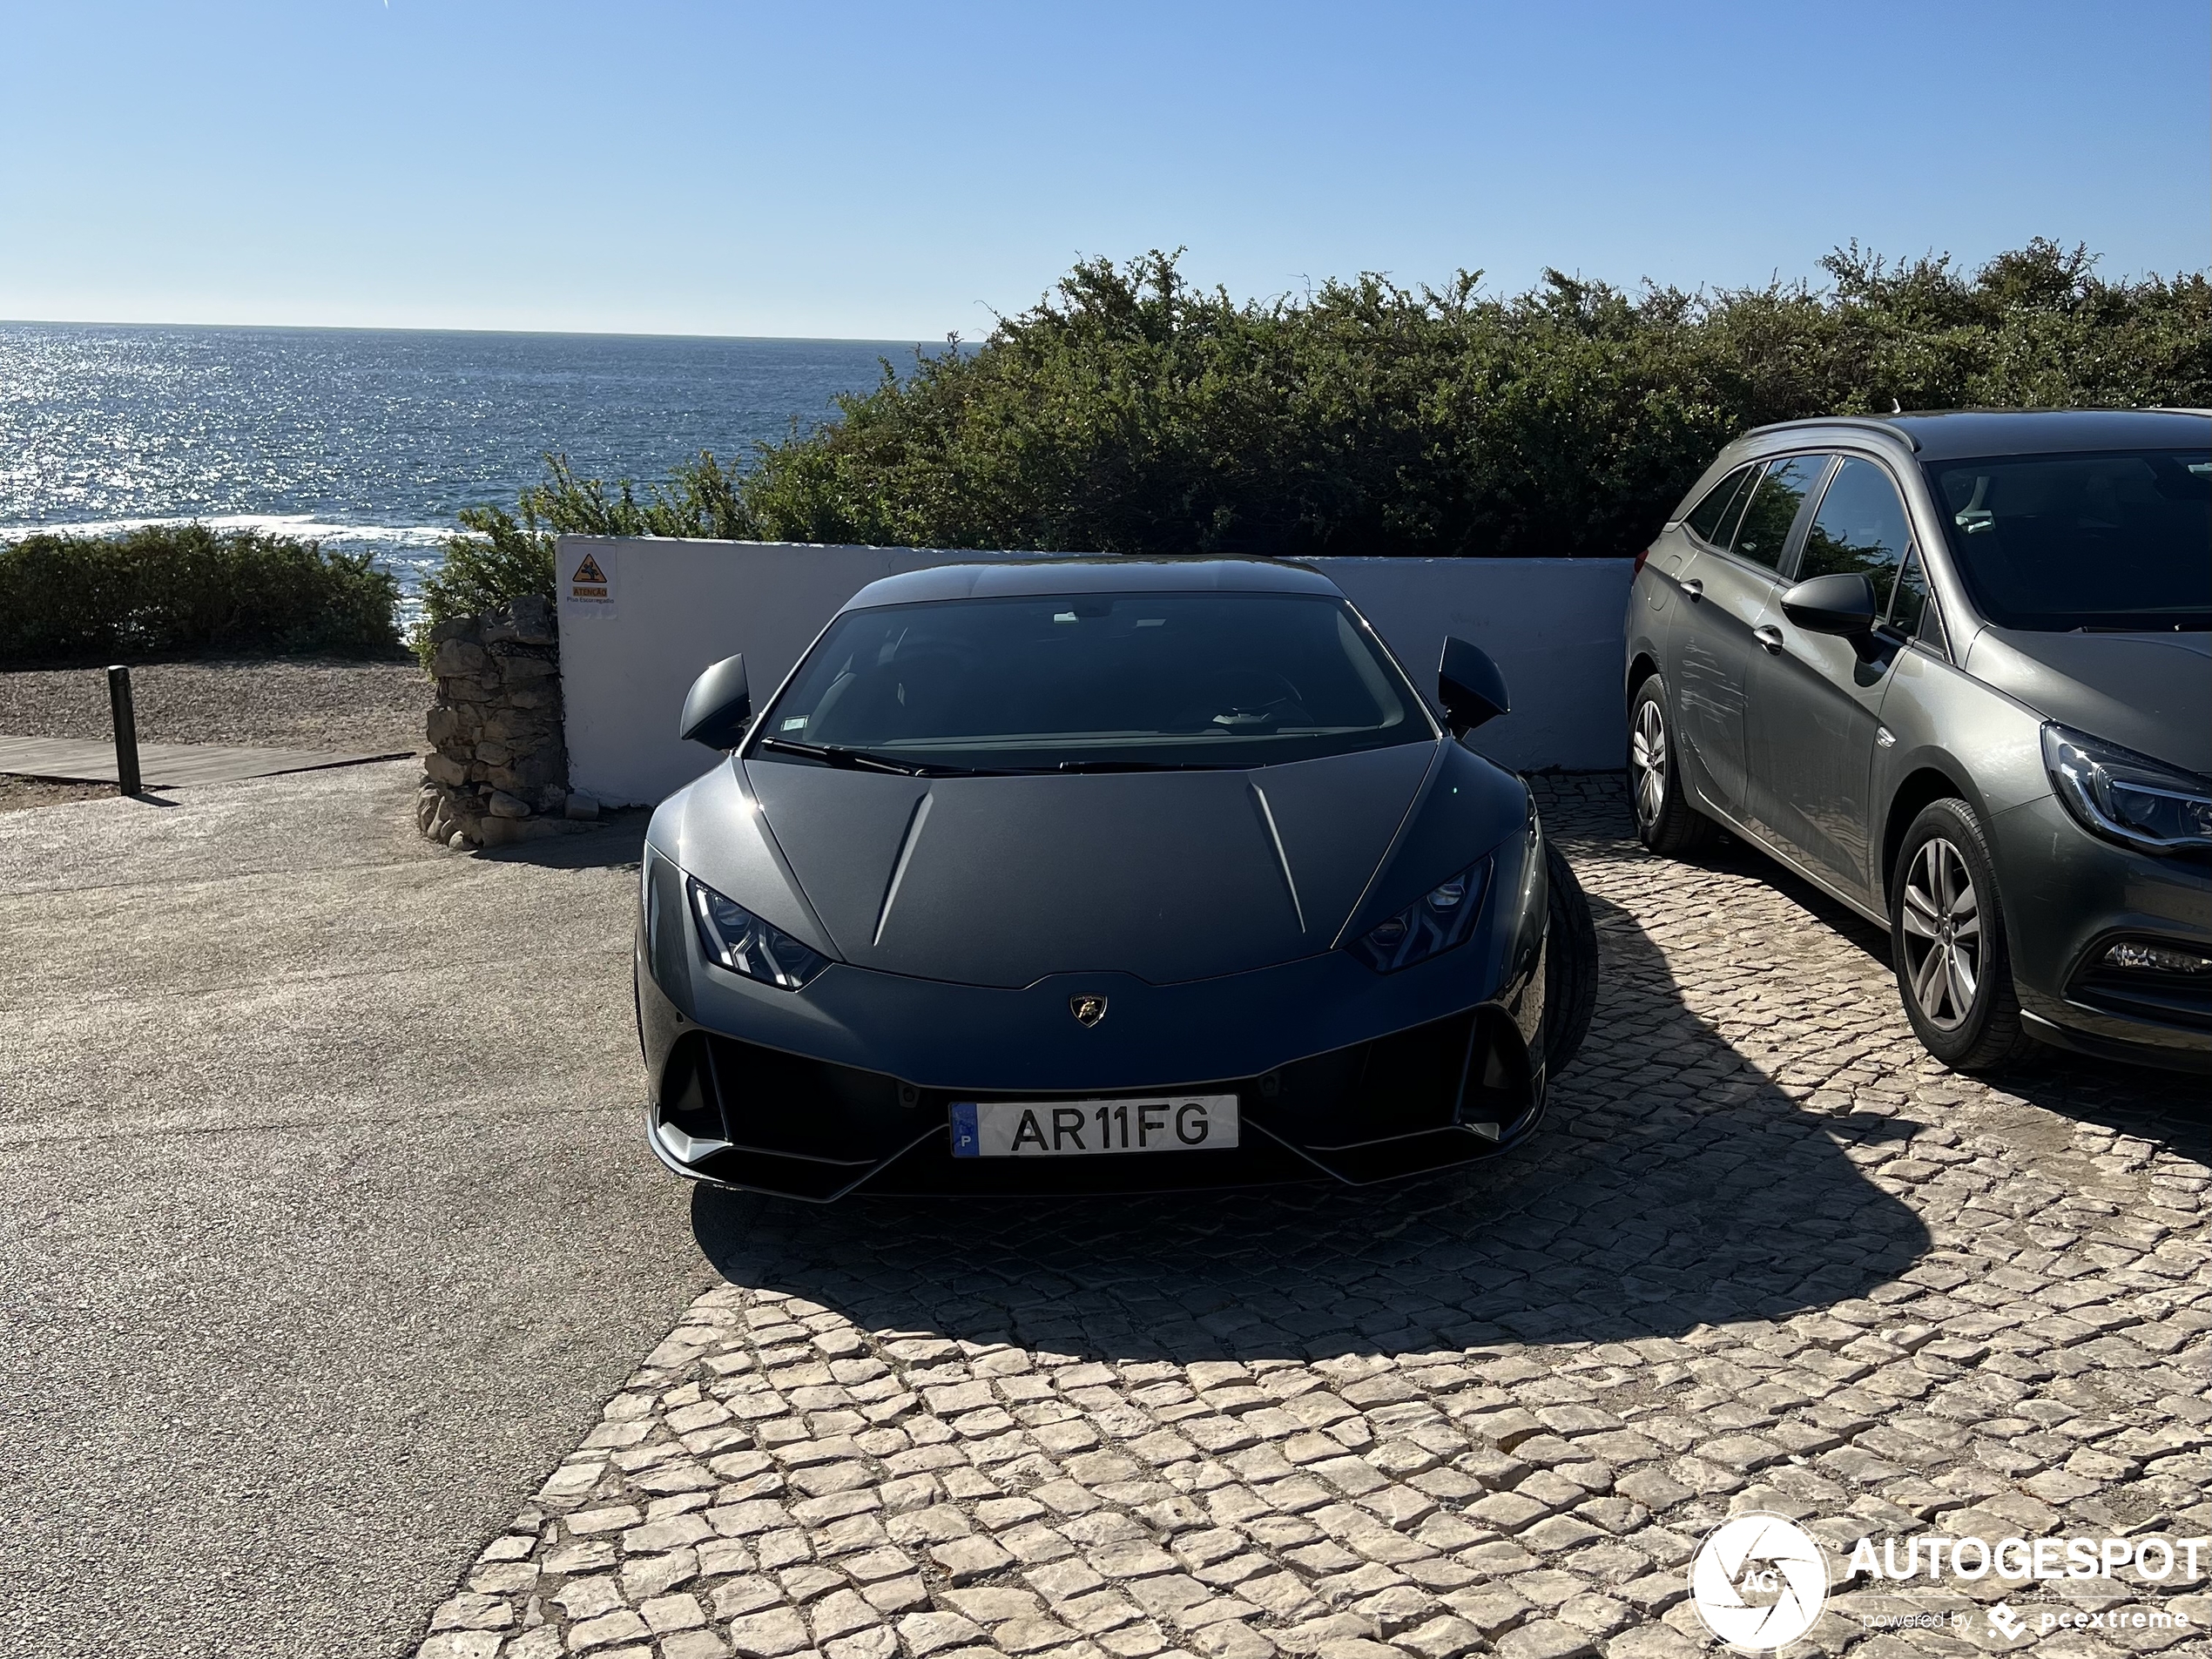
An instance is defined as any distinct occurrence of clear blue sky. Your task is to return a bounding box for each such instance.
[3,0,2205,339]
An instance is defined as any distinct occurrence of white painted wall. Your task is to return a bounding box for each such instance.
[555,536,1633,806]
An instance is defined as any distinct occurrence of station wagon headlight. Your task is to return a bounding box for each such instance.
[2043,725,2212,855]
[688,878,830,989]
[1351,861,1490,974]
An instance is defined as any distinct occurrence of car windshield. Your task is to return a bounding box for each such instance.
[1925,448,2211,631]
[754,590,1432,772]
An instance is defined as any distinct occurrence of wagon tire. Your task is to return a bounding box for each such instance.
[1629,675,1721,857]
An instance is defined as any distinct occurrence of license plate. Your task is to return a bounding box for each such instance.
[950,1095,1239,1157]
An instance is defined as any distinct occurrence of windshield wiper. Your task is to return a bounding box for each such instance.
[759,738,1250,777]
[1052,759,1244,773]
[758,738,928,775]
[756,738,1021,777]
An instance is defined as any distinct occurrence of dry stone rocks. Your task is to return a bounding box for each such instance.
[415,596,585,850]
[413,775,2210,1656]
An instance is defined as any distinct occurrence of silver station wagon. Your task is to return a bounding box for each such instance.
[1624,408,2210,1073]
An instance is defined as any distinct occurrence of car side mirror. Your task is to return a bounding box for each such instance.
[679,654,752,750]
[1779,573,1879,637]
[1438,637,1509,737]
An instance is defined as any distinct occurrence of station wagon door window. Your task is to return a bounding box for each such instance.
[1886,547,1949,655]
[1730,454,1831,570]
[1683,463,1759,548]
[1801,456,1913,592]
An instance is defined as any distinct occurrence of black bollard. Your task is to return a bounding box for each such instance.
[107,664,140,796]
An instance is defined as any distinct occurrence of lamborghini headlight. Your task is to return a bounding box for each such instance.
[688,877,829,989]
[2043,724,2212,856]
[1351,860,1491,974]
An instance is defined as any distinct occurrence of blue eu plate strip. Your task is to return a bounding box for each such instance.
[949,1101,979,1158]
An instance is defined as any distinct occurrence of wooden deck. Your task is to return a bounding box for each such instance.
[0,736,411,788]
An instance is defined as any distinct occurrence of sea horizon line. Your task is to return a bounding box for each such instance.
[0,316,961,347]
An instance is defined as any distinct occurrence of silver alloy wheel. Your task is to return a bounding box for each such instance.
[1900,837,1982,1030]
[1630,698,1668,828]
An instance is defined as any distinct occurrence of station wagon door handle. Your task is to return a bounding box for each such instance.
[1679,578,1703,601]
[1754,624,1785,654]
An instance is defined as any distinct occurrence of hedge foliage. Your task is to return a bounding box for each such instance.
[0,524,401,665]
[511,239,2212,564]
[413,456,759,659]
[415,503,557,664]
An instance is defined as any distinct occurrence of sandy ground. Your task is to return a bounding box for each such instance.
[0,776,115,812]
[0,657,432,759]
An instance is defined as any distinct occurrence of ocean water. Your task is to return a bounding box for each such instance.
[0,321,936,608]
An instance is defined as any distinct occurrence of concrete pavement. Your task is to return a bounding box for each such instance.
[0,761,709,1658]
[0,733,408,787]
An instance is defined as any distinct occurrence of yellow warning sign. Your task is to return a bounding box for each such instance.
[568,549,614,610]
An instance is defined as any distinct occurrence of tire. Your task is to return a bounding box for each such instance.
[1542,842,1598,1080]
[1890,798,2033,1072]
[1628,675,1720,857]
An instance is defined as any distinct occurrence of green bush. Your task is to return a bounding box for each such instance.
[415,455,758,662]
[0,523,401,665]
[518,239,2212,561]
[414,502,557,664]
[519,451,757,542]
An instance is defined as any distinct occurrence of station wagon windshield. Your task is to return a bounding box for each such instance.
[1926,449,2211,631]
[754,591,1432,772]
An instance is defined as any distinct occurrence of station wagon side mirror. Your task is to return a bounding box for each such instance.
[1779,572,1880,638]
[1438,637,1510,737]
[679,654,752,750]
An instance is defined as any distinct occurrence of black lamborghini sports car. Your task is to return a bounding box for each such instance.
[635,557,1597,1198]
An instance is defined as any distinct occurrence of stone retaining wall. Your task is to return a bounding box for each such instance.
[415,596,598,848]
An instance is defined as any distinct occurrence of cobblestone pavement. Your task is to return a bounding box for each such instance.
[417,776,2210,1659]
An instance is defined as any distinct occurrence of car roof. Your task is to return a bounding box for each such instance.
[841,556,1344,611]
[1747,407,2211,461]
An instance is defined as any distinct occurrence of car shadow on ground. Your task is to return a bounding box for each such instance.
[1628,822,2212,1158]
[1677,831,2212,1157]
[690,888,1933,1364]
[1701,829,1893,966]
[1984,1047,2212,1160]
